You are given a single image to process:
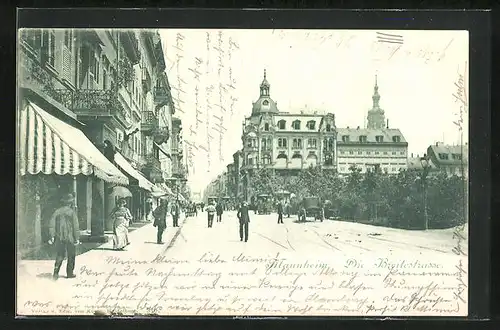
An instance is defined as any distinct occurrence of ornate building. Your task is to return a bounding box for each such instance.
[240,70,337,202]
[336,76,408,175]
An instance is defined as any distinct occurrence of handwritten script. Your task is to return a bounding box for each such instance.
[18,252,467,316]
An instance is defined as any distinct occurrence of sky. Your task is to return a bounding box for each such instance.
[159,29,469,194]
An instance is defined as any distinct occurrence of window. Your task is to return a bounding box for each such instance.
[392,152,396,155]
[89,49,100,84]
[264,123,269,131]
[278,138,287,148]
[292,138,302,149]
[307,139,317,148]
[21,30,41,50]
[392,136,401,143]
[42,30,56,67]
[340,151,345,154]
[278,120,286,129]
[400,151,405,155]
[349,151,354,155]
[292,120,301,130]
[262,155,271,165]
[358,151,362,155]
[452,153,462,160]
[263,100,269,106]
[64,30,73,51]
[247,155,254,165]
[307,120,316,130]
[438,153,449,160]
[326,124,332,132]
[342,135,350,142]
[383,151,388,155]
[359,135,367,143]
[376,135,384,143]
[375,151,380,155]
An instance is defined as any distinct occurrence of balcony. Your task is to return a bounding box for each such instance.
[141,111,158,135]
[19,48,58,96]
[121,31,141,65]
[153,126,170,145]
[142,69,152,94]
[153,86,170,108]
[52,89,131,125]
[142,153,163,183]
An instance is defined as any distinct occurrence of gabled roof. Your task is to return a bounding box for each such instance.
[427,144,468,166]
[336,128,407,144]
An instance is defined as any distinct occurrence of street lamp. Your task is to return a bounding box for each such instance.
[420,155,431,230]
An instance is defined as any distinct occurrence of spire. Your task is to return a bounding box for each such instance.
[260,69,270,97]
[367,73,386,129]
[372,74,380,109]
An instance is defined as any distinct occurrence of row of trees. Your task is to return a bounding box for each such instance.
[250,165,467,230]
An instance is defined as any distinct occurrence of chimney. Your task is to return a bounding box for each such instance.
[411,153,413,158]
[347,126,349,129]
[357,126,360,130]
[386,119,389,128]
[435,142,438,147]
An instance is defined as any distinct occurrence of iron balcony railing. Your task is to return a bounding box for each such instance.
[141,111,158,134]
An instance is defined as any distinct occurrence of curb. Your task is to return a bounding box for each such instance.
[163,213,191,253]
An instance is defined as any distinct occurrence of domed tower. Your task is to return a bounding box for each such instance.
[367,75,386,129]
[251,69,279,116]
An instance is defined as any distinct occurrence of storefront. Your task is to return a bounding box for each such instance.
[18,101,129,256]
[114,151,156,223]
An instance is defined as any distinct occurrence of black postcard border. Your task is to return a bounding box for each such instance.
[7,7,492,328]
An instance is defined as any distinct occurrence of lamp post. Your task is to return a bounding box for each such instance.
[420,155,431,230]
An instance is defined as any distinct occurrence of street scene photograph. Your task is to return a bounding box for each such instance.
[16,28,468,317]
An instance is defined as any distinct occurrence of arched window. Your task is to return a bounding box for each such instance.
[246,154,254,165]
[264,123,269,131]
[263,100,269,106]
[326,124,332,132]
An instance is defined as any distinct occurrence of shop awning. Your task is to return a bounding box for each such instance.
[19,101,129,185]
[114,152,155,192]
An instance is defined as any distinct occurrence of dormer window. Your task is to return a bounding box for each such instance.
[438,153,449,160]
[452,153,462,160]
[307,120,316,130]
[359,135,367,143]
[278,120,286,129]
[342,135,350,142]
[263,100,269,106]
[375,135,384,143]
[292,120,301,130]
[264,123,269,131]
[392,136,401,143]
[326,124,332,132]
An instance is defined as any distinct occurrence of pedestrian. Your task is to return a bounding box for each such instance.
[277,200,284,224]
[48,193,80,280]
[194,202,198,216]
[237,201,250,242]
[171,201,180,227]
[216,201,223,222]
[285,201,291,218]
[110,198,132,250]
[205,201,216,228]
[153,199,168,244]
[145,198,153,222]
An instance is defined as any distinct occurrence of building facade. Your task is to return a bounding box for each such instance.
[336,76,408,175]
[239,70,337,202]
[17,28,183,257]
[426,142,468,177]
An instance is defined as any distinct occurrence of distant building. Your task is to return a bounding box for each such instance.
[336,76,408,175]
[426,142,468,177]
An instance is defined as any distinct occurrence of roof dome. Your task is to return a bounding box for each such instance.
[252,69,279,115]
[252,97,279,114]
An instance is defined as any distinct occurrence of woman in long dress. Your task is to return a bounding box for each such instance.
[110,198,132,250]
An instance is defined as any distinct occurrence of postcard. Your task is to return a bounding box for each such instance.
[16,28,468,317]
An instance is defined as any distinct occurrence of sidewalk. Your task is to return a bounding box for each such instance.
[17,212,191,279]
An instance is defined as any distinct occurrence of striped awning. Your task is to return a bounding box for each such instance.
[19,101,129,185]
[114,152,155,192]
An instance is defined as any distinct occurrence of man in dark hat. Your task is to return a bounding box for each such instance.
[237,201,251,242]
[153,199,168,244]
[48,193,80,280]
[277,200,284,224]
